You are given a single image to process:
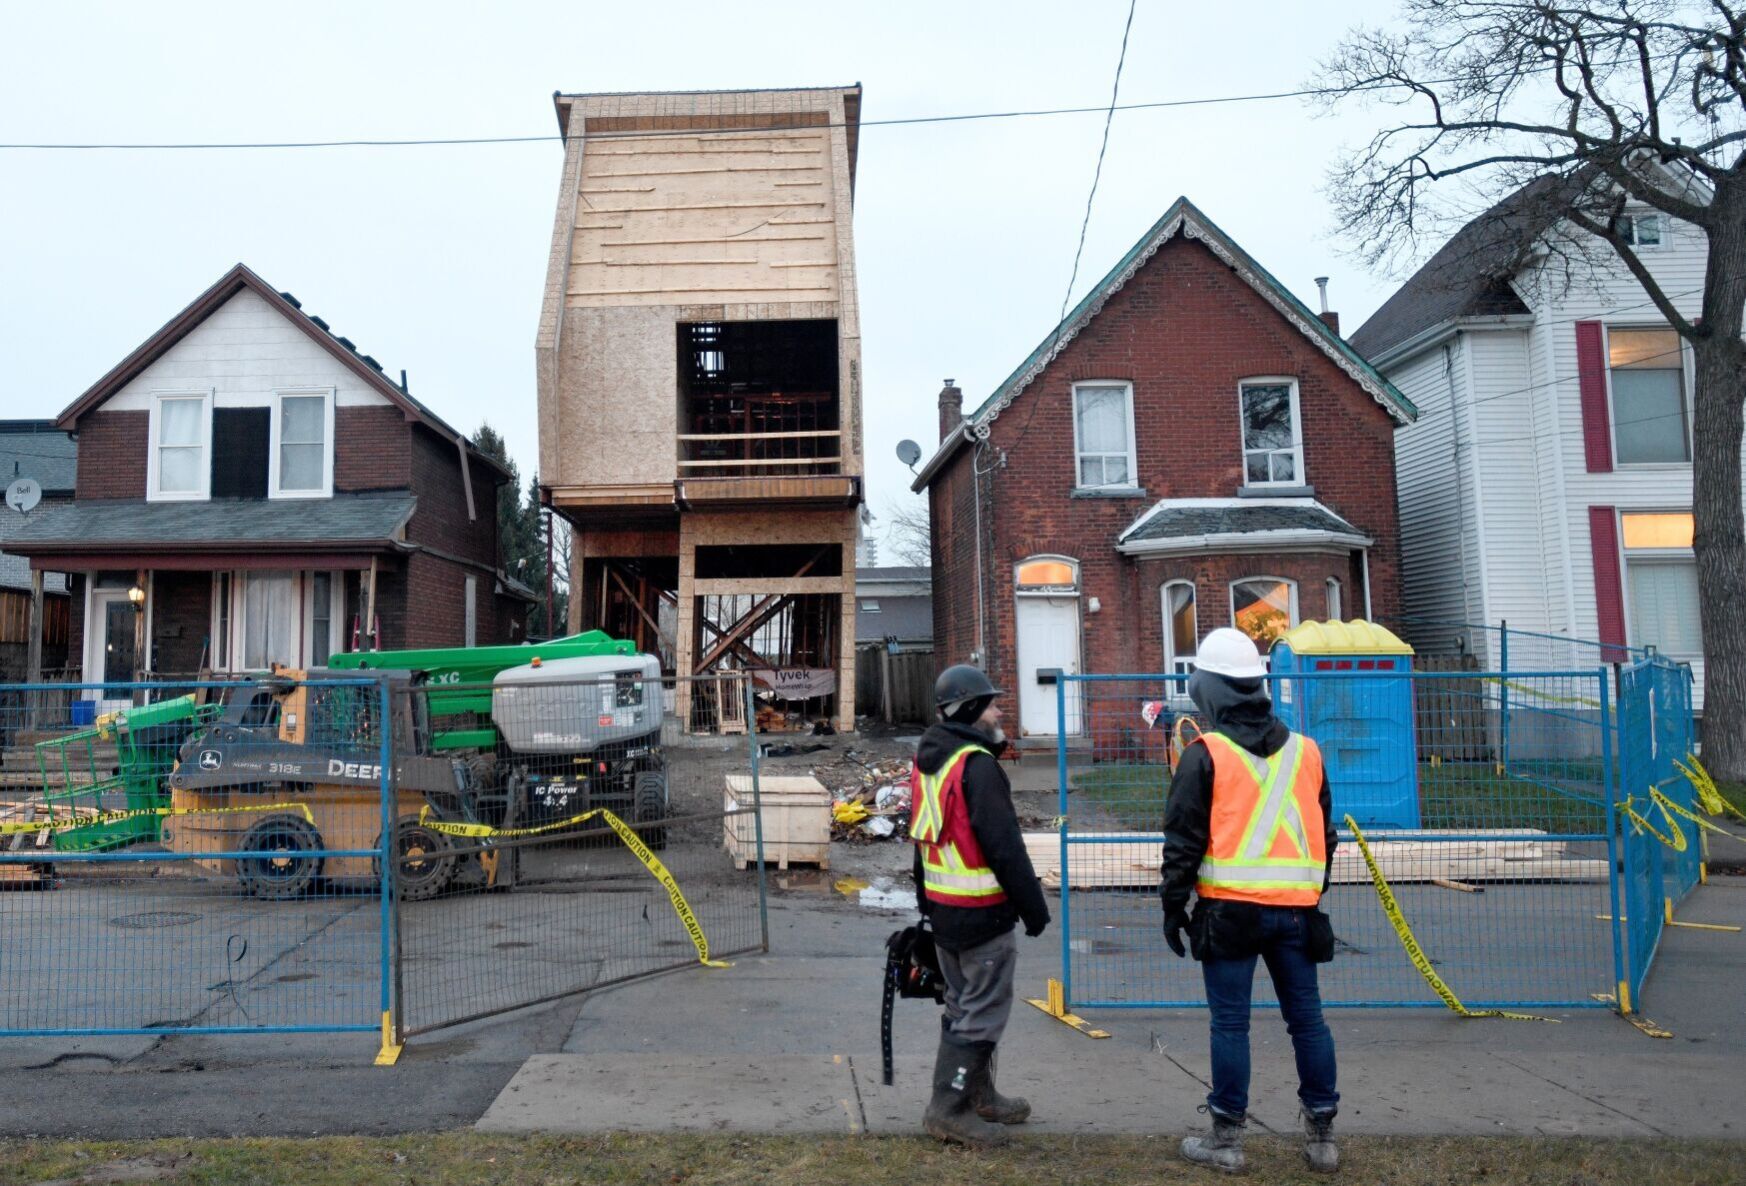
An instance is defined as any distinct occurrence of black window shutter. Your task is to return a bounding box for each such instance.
[211,408,270,498]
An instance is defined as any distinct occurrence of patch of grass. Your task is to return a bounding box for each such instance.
[2,1133,1743,1186]
[1070,763,1169,828]
[1714,780,1746,817]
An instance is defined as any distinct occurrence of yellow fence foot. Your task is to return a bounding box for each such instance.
[1023,978,1110,1039]
[1592,990,1673,1039]
[374,1012,404,1066]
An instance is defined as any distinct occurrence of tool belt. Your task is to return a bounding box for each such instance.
[881,919,946,1085]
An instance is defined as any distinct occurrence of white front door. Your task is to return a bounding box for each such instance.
[1015,594,1081,736]
[89,589,138,713]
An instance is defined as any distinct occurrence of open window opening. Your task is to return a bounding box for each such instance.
[694,591,840,731]
[677,319,840,478]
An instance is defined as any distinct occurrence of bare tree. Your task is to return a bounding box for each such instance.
[883,497,933,569]
[1322,1,1746,779]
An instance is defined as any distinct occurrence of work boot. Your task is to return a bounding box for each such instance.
[1301,1106,1338,1173]
[1180,1107,1246,1173]
[969,1045,1031,1124]
[922,1034,1011,1149]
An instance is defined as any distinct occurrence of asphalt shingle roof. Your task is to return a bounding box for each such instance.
[1122,501,1363,544]
[1348,177,1575,360]
[0,423,77,495]
[6,493,417,552]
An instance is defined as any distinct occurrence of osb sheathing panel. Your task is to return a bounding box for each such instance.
[538,87,864,497]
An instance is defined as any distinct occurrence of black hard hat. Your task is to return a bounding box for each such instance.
[935,664,1002,709]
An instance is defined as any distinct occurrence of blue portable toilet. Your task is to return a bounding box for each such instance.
[1270,621,1419,828]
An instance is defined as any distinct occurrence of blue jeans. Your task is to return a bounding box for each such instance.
[1199,905,1338,1118]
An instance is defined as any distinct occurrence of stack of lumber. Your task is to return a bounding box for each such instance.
[0,799,57,886]
[1024,829,1609,890]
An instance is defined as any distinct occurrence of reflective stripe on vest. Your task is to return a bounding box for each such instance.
[1196,731,1327,907]
[909,743,1008,907]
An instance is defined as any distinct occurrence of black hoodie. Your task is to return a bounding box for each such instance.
[1159,670,1337,918]
[910,721,1051,951]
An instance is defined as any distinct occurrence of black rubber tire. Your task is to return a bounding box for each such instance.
[236,815,324,900]
[633,771,669,851]
[373,817,456,901]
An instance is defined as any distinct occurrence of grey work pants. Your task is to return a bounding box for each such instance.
[938,928,1019,1045]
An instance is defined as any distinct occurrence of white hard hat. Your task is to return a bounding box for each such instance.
[1194,627,1269,679]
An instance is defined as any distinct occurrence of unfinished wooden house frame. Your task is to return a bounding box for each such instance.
[535,86,864,730]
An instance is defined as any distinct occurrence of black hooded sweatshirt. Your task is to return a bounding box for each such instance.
[1159,670,1337,919]
[910,721,1050,952]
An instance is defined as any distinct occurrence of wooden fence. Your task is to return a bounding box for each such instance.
[855,644,934,726]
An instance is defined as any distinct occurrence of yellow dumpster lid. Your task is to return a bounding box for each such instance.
[1275,620,1414,655]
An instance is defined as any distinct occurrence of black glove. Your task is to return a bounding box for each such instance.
[1023,912,1050,938]
[1163,908,1190,958]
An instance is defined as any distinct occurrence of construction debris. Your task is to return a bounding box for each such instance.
[1024,830,1610,890]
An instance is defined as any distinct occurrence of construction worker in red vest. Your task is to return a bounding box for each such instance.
[1161,628,1340,1174]
[909,663,1050,1149]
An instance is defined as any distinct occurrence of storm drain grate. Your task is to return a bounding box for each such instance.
[109,911,203,930]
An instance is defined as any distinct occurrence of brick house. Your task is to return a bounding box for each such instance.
[9,264,532,694]
[912,198,1416,739]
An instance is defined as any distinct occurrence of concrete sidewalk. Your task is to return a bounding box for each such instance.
[478,877,1746,1138]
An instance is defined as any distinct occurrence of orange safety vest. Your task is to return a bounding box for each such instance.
[1195,731,1327,907]
[908,744,1008,908]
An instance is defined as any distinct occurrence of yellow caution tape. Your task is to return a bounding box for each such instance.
[0,801,315,836]
[418,805,732,968]
[1481,678,1603,709]
[1620,792,1688,852]
[1344,814,1557,1023]
[1677,755,1746,824]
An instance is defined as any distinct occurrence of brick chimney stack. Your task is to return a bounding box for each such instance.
[1314,276,1341,336]
[938,379,963,443]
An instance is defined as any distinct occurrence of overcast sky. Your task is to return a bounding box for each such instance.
[1,0,1411,554]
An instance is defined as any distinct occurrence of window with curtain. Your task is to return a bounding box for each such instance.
[1240,380,1303,485]
[1072,383,1134,489]
[275,393,329,494]
[1163,581,1197,676]
[1622,511,1699,657]
[1608,328,1690,464]
[242,573,299,670]
[1230,578,1296,646]
[155,396,206,496]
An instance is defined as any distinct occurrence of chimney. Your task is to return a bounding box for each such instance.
[1314,276,1340,336]
[938,379,963,443]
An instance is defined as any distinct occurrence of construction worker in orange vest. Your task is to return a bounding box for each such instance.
[1161,628,1339,1174]
[909,663,1050,1149]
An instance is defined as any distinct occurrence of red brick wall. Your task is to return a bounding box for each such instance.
[929,234,1403,706]
[407,426,500,569]
[74,412,148,499]
[335,406,412,491]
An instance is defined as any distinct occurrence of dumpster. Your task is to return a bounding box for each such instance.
[1270,620,1418,828]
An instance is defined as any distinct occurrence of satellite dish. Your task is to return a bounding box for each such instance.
[6,478,41,515]
[895,439,922,468]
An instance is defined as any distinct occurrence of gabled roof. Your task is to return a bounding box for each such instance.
[55,264,510,481]
[913,196,1416,491]
[1348,177,1572,362]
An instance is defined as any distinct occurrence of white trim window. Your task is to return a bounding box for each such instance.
[147,390,213,500]
[1622,512,1700,659]
[1162,580,1197,677]
[1015,555,1080,595]
[1606,328,1691,465]
[269,388,335,498]
[1230,576,1297,646]
[1325,577,1343,622]
[1071,381,1137,490]
[211,569,345,671]
[1238,378,1304,486]
[1611,212,1664,248]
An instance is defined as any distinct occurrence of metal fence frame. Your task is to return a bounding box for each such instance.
[1051,659,1695,1015]
[0,677,393,1039]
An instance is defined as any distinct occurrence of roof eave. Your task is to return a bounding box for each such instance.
[911,424,970,491]
[1116,528,1374,559]
[1366,313,1538,371]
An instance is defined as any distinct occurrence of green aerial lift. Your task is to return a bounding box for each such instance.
[326,631,637,750]
[36,694,223,851]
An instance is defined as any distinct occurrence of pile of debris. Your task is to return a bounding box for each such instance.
[830,755,913,843]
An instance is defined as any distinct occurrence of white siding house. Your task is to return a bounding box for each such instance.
[1353,183,1718,708]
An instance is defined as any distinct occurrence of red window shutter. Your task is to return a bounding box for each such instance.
[1575,321,1613,473]
[1589,506,1628,662]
